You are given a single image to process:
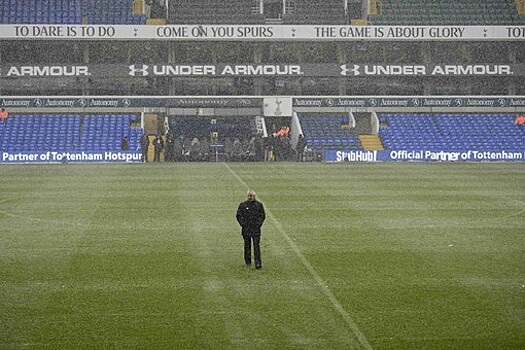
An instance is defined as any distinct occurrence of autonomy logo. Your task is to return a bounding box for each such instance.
[340,64,360,76]
[129,64,149,76]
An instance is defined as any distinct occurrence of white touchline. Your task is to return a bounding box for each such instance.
[224,163,373,350]
[0,198,84,227]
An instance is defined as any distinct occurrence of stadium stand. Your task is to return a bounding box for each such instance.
[168,0,348,25]
[79,114,142,151]
[168,116,258,142]
[1,0,524,26]
[369,0,525,25]
[169,0,264,24]
[84,0,146,25]
[0,0,146,24]
[0,0,82,24]
[0,114,141,153]
[379,113,525,152]
[299,114,362,151]
[0,2,524,163]
[283,0,347,24]
[166,116,263,161]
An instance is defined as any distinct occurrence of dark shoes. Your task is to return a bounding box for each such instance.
[244,263,262,270]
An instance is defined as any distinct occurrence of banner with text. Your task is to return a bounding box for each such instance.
[1,151,142,164]
[2,97,525,109]
[0,97,263,108]
[1,25,524,41]
[324,149,525,162]
[2,63,525,78]
[294,97,525,108]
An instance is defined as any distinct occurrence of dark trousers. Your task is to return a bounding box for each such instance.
[154,150,161,162]
[243,234,261,267]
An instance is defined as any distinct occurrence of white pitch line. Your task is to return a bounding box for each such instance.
[0,197,84,227]
[224,163,372,350]
[0,208,85,227]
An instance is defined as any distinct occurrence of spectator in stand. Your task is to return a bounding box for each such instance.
[232,138,243,161]
[153,134,164,162]
[223,137,233,161]
[248,137,256,162]
[200,137,210,161]
[274,134,292,161]
[296,134,306,161]
[165,133,175,162]
[276,126,290,137]
[121,136,129,151]
[190,137,201,161]
[0,108,8,126]
[145,0,153,17]
[242,138,250,161]
[254,135,264,161]
[182,137,191,160]
[173,137,184,161]
[282,134,292,161]
[515,114,525,130]
[273,135,281,161]
[140,133,150,162]
[267,134,276,161]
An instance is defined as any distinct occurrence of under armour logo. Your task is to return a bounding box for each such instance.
[129,64,149,76]
[340,64,361,76]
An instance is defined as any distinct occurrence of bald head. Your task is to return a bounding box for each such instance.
[247,189,256,201]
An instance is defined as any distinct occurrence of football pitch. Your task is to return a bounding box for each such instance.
[1,162,524,349]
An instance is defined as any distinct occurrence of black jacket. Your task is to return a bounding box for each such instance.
[236,200,266,236]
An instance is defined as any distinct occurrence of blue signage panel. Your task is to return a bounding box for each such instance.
[324,149,525,162]
[294,97,525,108]
[1,151,142,164]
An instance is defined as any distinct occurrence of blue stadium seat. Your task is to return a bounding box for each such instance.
[0,0,144,24]
[379,113,525,153]
[298,114,363,151]
[369,0,525,25]
[0,114,141,154]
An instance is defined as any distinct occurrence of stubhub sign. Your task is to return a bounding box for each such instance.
[325,150,525,162]
[330,150,378,162]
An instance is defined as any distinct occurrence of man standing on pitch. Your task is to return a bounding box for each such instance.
[236,189,266,269]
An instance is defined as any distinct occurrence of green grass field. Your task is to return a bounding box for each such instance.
[1,162,524,349]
